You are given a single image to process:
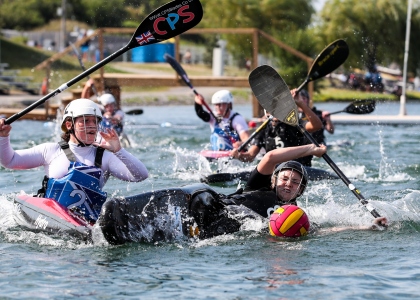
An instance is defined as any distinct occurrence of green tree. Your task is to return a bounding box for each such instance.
[123,0,170,27]
[200,0,317,87]
[81,0,127,28]
[0,0,61,30]
[317,0,420,74]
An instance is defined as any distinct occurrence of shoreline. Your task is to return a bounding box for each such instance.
[0,86,416,110]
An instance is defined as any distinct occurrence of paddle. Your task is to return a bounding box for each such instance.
[325,100,376,116]
[72,42,144,116]
[249,65,383,220]
[297,39,349,92]
[163,53,219,123]
[237,115,273,152]
[70,42,99,97]
[125,109,144,115]
[5,0,203,125]
[199,115,273,160]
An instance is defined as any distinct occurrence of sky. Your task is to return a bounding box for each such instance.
[313,0,327,11]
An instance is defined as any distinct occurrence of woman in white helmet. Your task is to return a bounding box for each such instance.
[194,90,250,151]
[98,93,125,136]
[0,98,148,224]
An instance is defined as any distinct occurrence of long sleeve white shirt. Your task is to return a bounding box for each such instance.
[0,137,148,188]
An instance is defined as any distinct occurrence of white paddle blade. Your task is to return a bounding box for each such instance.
[248,65,298,126]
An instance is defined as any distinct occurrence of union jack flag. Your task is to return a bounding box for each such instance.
[135,31,155,45]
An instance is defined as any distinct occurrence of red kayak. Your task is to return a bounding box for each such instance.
[13,194,92,240]
[199,150,231,160]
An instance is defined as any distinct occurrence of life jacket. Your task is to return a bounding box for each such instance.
[210,113,240,151]
[37,140,107,224]
[101,113,123,135]
[262,120,312,167]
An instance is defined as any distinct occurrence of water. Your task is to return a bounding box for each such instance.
[1,101,420,299]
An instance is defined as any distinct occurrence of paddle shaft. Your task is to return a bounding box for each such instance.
[298,125,382,218]
[185,79,218,123]
[181,73,215,120]
[6,0,203,125]
[325,110,345,116]
[164,53,219,123]
[71,43,99,97]
[237,115,272,152]
[296,79,308,92]
[6,46,129,125]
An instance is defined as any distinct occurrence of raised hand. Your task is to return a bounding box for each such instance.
[95,128,122,153]
[0,118,12,137]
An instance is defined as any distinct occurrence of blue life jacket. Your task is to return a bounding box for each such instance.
[210,127,234,151]
[210,113,240,151]
[101,114,123,135]
[43,141,107,223]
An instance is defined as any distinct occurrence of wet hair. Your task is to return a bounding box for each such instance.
[60,117,73,142]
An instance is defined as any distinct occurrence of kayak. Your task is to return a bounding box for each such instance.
[13,183,233,245]
[199,150,231,161]
[13,194,92,241]
[99,183,207,244]
[200,166,339,184]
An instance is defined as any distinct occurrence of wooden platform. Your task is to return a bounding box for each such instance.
[100,73,250,88]
[0,107,58,121]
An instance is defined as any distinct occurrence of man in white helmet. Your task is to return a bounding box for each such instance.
[0,99,148,224]
[194,90,250,151]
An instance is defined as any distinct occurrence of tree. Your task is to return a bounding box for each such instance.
[81,0,127,28]
[200,0,317,86]
[317,0,420,74]
[0,0,61,30]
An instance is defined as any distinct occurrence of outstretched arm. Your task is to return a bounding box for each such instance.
[257,143,327,175]
[230,144,261,162]
[291,89,323,132]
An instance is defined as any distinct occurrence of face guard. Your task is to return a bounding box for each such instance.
[61,99,103,146]
[71,115,101,146]
[271,161,308,202]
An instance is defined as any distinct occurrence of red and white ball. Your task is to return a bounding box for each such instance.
[269,205,310,237]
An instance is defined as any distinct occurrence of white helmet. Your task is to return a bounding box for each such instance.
[61,98,102,132]
[98,93,116,106]
[211,90,233,104]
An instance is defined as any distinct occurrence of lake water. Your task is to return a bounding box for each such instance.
[1,101,420,299]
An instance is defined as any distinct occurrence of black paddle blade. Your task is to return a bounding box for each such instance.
[301,39,349,88]
[345,99,375,114]
[125,109,144,115]
[249,65,298,126]
[128,0,203,49]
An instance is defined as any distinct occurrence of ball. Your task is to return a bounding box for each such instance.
[269,205,310,237]
[248,120,257,128]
